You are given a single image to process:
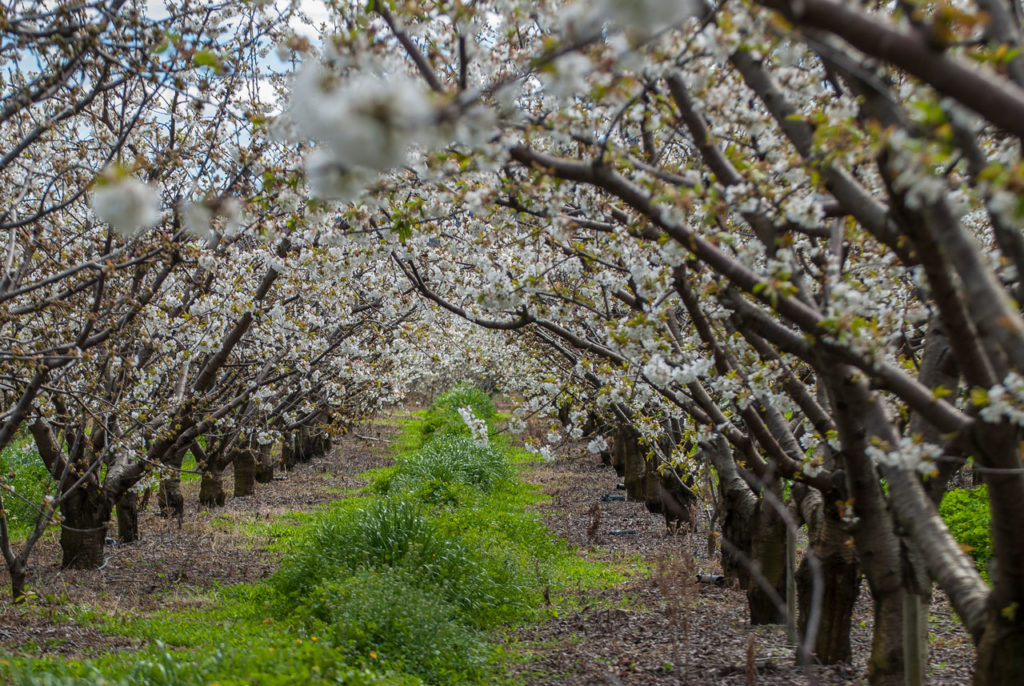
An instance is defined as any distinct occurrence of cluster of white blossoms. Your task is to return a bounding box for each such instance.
[979,372,1024,427]
[288,64,435,200]
[89,175,162,237]
[457,405,490,447]
[865,437,943,477]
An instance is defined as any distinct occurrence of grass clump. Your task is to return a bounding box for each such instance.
[388,434,512,504]
[420,384,496,440]
[274,496,530,629]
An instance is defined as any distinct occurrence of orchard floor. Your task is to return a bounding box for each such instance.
[0,411,976,684]
[506,442,975,685]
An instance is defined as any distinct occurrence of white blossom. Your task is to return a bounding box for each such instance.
[90,177,162,237]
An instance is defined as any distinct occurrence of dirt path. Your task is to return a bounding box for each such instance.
[506,442,976,686]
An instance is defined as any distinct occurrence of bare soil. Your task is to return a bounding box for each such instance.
[0,411,976,684]
[504,441,976,685]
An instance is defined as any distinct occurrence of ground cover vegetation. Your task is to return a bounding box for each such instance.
[1,389,622,684]
[1,0,1023,683]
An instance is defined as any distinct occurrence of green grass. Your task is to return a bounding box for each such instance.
[0,387,625,685]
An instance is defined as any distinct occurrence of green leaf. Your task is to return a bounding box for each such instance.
[970,387,990,407]
[193,49,223,73]
[393,217,412,244]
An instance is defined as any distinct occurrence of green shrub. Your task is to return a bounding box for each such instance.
[940,485,992,580]
[299,568,488,684]
[0,436,54,540]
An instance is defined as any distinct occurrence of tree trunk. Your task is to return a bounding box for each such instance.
[867,588,906,686]
[10,560,26,603]
[116,491,139,543]
[797,504,860,663]
[193,438,227,507]
[608,432,624,477]
[233,445,257,497]
[618,425,646,502]
[199,468,226,507]
[59,485,110,569]
[976,606,1024,686]
[255,442,275,484]
[158,446,187,521]
[296,425,315,463]
[158,477,184,521]
[705,436,757,590]
[281,431,298,471]
[973,425,1024,685]
[748,486,787,625]
[826,365,906,685]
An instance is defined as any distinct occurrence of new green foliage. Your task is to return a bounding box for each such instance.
[0,435,54,540]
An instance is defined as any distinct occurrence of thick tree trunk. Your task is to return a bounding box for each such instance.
[59,486,110,569]
[199,468,226,507]
[608,432,624,477]
[158,446,187,521]
[233,445,257,497]
[281,431,298,471]
[296,425,315,463]
[826,365,906,685]
[158,477,184,521]
[255,442,275,484]
[797,504,860,663]
[705,436,757,590]
[618,425,646,502]
[973,425,1024,685]
[646,470,697,530]
[116,491,139,543]
[868,588,906,686]
[976,607,1024,686]
[748,486,787,625]
[193,438,227,507]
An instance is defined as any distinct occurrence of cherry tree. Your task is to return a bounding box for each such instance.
[278,1,1024,684]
